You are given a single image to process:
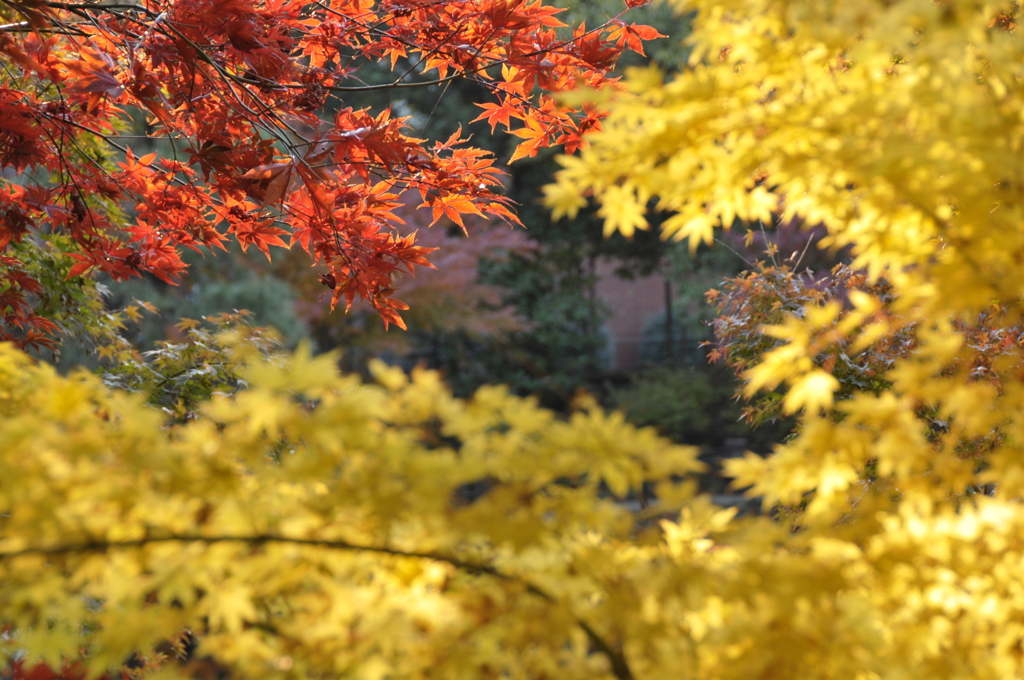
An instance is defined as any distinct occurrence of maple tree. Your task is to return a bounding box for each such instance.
[0,0,662,349]
[546,0,1024,506]
[543,0,1024,674]
[0,333,702,680]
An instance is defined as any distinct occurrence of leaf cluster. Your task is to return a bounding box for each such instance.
[0,0,665,341]
[0,340,700,680]
[13,337,1024,679]
[97,309,283,421]
[707,261,906,426]
[540,2,1024,673]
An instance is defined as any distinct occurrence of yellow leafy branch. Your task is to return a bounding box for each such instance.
[0,534,635,680]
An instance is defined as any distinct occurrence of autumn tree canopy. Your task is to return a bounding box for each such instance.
[544,0,1024,674]
[13,1,1024,679]
[0,0,661,346]
[548,0,1024,516]
[0,334,702,680]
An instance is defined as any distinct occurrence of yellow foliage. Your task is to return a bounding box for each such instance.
[0,341,706,680]
[7,328,1024,679]
[540,0,1024,676]
[10,1,1024,676]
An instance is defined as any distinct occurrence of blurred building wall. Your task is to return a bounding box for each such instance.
[595,260,668,372]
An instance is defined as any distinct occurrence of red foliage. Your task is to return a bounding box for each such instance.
[293,192,534,340]
[0,0,659,342]
[7,661,105,680]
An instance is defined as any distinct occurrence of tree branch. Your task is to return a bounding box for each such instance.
[0,534,635,680]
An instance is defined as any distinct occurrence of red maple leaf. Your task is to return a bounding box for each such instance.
[64,47,124,97]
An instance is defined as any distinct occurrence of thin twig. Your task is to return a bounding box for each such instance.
[714,236,754,267]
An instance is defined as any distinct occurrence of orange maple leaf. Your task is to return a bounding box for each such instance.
[509,117,551,163]
[472,102,519,133]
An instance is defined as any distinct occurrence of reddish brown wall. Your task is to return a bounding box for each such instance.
[594,259,667,372]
